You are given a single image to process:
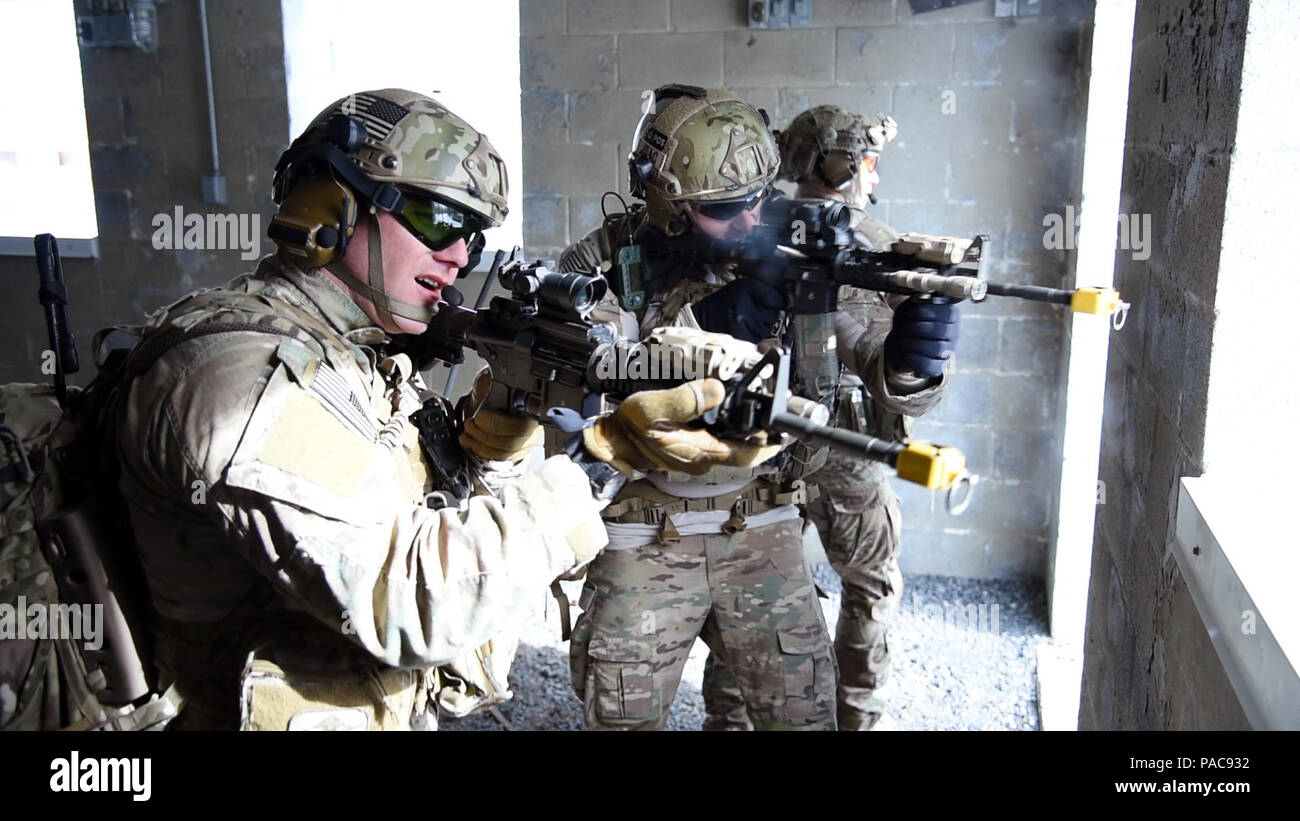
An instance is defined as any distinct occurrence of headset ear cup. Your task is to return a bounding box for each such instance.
[820,152,857,190]
[269,173,356,268]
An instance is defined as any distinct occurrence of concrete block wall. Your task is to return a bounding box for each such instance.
[519,0,1091,580]
[0,0,290,387]
[1079,0,1250,730]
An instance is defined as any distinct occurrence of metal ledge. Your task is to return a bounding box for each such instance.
[1174,477,1300,729]
[0,237,99,258]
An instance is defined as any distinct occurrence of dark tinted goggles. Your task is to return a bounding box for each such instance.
[395,194,484,252]
[695,187,767,221]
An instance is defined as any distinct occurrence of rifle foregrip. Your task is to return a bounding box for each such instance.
[865,269,987,301]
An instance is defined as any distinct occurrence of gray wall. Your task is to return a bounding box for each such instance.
[519,0,1091,580]
[1079,0,1250,730]
[0,0,289,387]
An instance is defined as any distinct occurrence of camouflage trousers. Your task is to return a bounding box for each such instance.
[569,517,837,730]
[701,454,903,731]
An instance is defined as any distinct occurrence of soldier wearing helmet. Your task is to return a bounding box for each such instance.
[700,104,959,731]
[557,86,836,731]
[108,89,731,730]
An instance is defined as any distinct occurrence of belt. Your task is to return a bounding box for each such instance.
[602,479,819,539]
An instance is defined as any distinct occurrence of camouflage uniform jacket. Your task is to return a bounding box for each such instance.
[112,255,606,726]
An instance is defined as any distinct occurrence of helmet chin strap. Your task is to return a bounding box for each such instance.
[325,210,438,328]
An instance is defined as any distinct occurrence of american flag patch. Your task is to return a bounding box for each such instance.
[308,364,376,442]
[337,93,410,142]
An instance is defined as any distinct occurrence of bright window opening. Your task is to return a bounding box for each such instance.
[0,0,98,251]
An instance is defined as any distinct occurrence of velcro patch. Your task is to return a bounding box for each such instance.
[643,127,669,151]
[257,391,374,500]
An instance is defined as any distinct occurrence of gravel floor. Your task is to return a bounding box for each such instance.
[441,565,1048,731]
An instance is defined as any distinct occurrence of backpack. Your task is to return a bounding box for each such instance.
[0,234,286,731]
[0,372,167,730]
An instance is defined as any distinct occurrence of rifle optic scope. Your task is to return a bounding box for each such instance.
[500,263,608,317]
[759,195,853,247]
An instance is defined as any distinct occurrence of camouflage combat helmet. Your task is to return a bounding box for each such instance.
[628,85,779,235]
[276,88,509,227]
[776,105,898,189]
[270,89,508,326]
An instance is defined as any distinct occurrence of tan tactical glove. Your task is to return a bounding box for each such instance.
[582,378,782,476]
[459,368,543,462]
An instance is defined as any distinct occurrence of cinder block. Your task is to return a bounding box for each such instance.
[211,45,287,102]
[619,32,724,90]
[1140,280,1187,421]
[568,0,668,34]
[872,140,951,206]
[1094,457,1130,561]
[522,194,569,252]
[520,0,566,35]
[775,86,892,128]
[93,190,132,237]
[568,194,607,244]
[1130,1,1247,154]
[948,143,1056,208]
[1116,152,1174,280]
[1001,317,1063,375]
[961,477,1052,535]
[1177,305,1213,468]
[885,201,993,242]
[951,314,999,372]
[569,89,645,144]
[837,26,955,86]
[78,36,165,92]
[84,97,126,146]
[521,35,617,91]
[896,527,989,579]
[910,420,996,476]
[669,0,747,31]
[1014,83,1082,148]
[221,97,290,161]
[811,0,894,27]
[522,140,617,194]
[725,29,834,87]
[1144,409,1181,537]
[953,20,1081,84]
[728,87,779,120]
[985,534,1047,580]
[896,0,997,24]
[994,426,1061,488]
[213,0,285,48]
[1120,374,1159,494]
[521,89,568,141]
[1167,147,1231,298]
[89,145,154,191]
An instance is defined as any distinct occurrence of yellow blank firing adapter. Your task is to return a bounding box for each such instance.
[1071,287,1131,330]
[895,442,977,515]
[896,442,965,490]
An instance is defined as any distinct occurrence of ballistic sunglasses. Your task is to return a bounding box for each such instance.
[694,187,769,221]
[394,193,484,253]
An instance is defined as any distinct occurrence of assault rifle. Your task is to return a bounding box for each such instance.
[399,256,974,507]
[618,195,1129,327]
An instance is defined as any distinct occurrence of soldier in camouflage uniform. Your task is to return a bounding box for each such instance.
[701,105,955,730]
[558,87,839,731]
[86,89,732,731]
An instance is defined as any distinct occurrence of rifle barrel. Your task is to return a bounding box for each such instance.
[981,281,1074,306]
[771,410,903,464]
